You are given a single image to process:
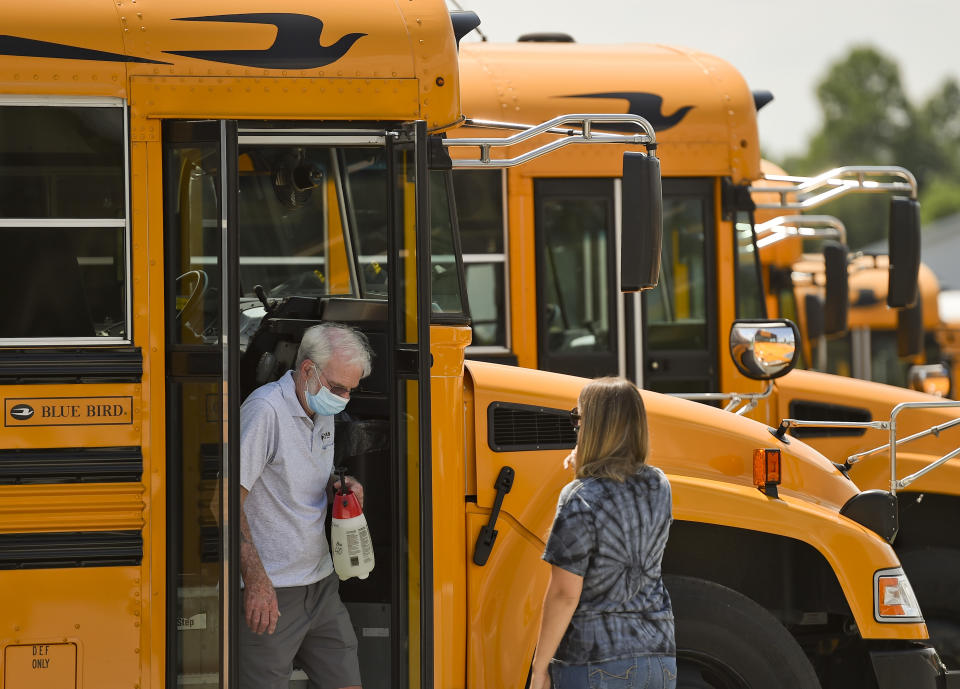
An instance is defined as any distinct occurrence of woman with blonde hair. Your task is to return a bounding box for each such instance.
[530,377,676,689]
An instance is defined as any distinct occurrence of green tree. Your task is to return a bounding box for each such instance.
[920,177,960,225]
[915,78,960,223]
[780,47,960,248]
[918,78,960,176]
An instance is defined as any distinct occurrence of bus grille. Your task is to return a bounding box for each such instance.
[488,402,577,452]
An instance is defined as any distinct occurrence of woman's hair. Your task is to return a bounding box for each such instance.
[575,377,649,481]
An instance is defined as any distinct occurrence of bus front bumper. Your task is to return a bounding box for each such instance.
[871,645,960,689]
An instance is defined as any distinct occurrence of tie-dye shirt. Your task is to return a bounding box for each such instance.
[543,465,675,663]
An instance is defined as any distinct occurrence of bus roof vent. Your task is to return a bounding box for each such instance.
[518,32,575,43]
[487,402,578,452]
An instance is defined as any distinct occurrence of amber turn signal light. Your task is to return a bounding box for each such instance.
[874,569,923,621]
[753,448,781,497]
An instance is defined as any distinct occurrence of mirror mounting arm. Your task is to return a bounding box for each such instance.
[772,419,791,442]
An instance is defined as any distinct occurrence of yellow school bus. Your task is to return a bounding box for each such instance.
[937,311,960,397]
[749,170,960,672]
[749,160,947,392]
[453,38,960,684]
[781,250,945,390]
[750,164,960,668]
[0,7,954,689]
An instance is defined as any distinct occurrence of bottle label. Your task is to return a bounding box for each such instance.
[332,519,374,578]
[359,526,373,564]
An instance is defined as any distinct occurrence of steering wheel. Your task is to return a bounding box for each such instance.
[176,270,209,321]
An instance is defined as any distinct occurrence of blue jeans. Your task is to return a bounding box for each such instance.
[549,655,677,689]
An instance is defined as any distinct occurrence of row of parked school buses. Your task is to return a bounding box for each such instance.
[449,36,960,688]
[0,2,957,689]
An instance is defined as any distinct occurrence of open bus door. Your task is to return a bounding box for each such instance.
[161,120,433,689]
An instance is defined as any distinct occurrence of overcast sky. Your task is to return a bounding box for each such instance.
[456,0,960,161]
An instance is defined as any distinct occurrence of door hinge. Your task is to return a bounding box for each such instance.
[428,135,452,170]
[473,466,515,566]
[394,347,419,375]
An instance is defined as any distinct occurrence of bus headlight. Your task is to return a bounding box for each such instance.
[874,568,923,622]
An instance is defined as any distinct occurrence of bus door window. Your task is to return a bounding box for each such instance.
[534,178,617,378]
[643,179,718,393]
[870,330,910,386]
[340,147,391,300]
[775,282,812,370]
[816,331,854,377]
[452,169,507,349]
[0,102,128,342]
[162,122,226,689]
[734,211,767,319]
[646,199,708,348]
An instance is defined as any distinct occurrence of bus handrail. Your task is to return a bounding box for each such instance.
[772,400,960,494]
[754,215,847,247]
[749,166,918,210]
[444,113,656,168]
[846,417,960,465]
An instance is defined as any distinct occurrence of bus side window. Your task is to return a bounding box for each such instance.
[429,170,466,316]
[0,103,127,341]
[452,169,506,347]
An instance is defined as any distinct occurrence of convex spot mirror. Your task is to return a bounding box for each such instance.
[620,151,662,292]
[908,363,950,397]
[729,319,801,380]
[888,197,921,309]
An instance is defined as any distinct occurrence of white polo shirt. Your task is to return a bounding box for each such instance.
[240,370,335,588]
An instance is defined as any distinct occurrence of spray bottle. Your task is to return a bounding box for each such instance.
[330,466,375,580]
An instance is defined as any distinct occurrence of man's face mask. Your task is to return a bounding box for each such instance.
[307,366,349,416]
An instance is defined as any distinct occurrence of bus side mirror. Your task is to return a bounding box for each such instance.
[897,298,924,358]
[729,319,800,380]
[621,152,662,292]
[823,240,849,336]
[888,197,921,308]
[805,293,825,340]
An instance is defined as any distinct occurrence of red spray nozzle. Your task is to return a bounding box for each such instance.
[333,490,363,519]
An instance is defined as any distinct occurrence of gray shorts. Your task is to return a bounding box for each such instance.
[239,574,361,689]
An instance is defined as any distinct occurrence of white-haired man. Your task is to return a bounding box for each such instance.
[238,322,373,689]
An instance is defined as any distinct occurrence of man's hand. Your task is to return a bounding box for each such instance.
[239,486,278,634]
[244,576,280,635]
[334,475,364,508]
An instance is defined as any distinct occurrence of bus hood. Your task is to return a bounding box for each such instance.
[772,369,960,494]
[466,361,858,514]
